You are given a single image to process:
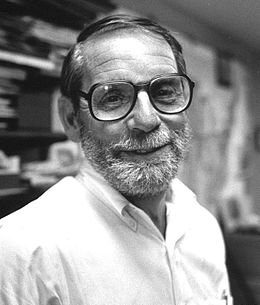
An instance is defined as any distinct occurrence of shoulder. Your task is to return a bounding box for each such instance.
[170,180,230,298]
[0,177,86,251]
[0,176,85,225]
[171,178,225,252]
[171,178,220,225]
[0,177,86,283]
[0,175,80,224]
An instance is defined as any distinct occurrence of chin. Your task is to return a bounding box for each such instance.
[102,157,179,198]
[117,182,170,199]
[80,120,190,198]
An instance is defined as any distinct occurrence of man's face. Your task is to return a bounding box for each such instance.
[78,29,191,198]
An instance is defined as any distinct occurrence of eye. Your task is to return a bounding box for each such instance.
[157,86,177,97]
[153,83,182,102]
[103,94,122,104]
[98,91,129,110]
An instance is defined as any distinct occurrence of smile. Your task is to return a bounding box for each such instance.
[119,144,170,160]
[130,146,162,154]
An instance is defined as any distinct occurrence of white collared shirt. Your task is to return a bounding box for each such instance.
[0,162,232,305]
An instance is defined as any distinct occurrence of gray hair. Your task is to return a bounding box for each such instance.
[60,14,187,110]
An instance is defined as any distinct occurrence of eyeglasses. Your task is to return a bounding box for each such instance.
[78,73,195,121]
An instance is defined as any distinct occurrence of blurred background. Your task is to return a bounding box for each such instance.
[0,0,260,303]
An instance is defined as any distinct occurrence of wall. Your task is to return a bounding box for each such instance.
[248,64,260,215]
[113,0,260,217]
[113,0,258,66]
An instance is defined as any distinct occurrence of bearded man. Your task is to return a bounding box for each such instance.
[0,15,232,305]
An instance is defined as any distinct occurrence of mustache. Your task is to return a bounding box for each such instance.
[79,121,192,156]
[108,124,191,153]
[113,129,171,152]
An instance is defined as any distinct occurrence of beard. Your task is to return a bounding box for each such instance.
[79,121,192,198]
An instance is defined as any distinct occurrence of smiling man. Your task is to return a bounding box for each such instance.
[0,15,231,305]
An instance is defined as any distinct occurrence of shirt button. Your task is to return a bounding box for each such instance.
[129,219,137,230]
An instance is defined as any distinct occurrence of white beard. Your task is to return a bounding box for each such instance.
[80,122,191,198]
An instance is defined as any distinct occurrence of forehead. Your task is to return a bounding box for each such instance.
[80,29,178,86]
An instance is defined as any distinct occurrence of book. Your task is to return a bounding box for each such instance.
[0,93,19,130]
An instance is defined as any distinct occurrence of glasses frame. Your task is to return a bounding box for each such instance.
[78,73,195,122]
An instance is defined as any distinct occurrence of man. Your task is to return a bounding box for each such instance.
[0,15,231,305]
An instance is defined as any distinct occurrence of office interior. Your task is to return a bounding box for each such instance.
[0,0,260,303]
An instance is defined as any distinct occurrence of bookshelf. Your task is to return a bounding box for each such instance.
[0,50,56,71]
[0,131,67,153]
[0,0,116,217]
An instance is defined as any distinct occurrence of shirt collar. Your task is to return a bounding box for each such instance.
[76,160,198,240]
[76,159,130,215]
[165,178,198,245]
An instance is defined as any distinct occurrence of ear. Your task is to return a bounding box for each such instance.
[58,95,81,143]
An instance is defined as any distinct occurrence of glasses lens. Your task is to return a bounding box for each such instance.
[150,76,190,113]
[91,82,134,120]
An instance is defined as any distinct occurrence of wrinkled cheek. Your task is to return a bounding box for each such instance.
[164,113,187,131]
[91,122,127,145]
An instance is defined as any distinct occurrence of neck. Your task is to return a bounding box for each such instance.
[126,191,167,238]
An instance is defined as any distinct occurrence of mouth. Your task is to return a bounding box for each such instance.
[128,146,162,154]
[119,144,170,160]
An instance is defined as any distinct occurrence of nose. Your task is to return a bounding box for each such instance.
[126,91,161,133]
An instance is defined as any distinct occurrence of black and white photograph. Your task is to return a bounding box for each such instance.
[0,1,260,304]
